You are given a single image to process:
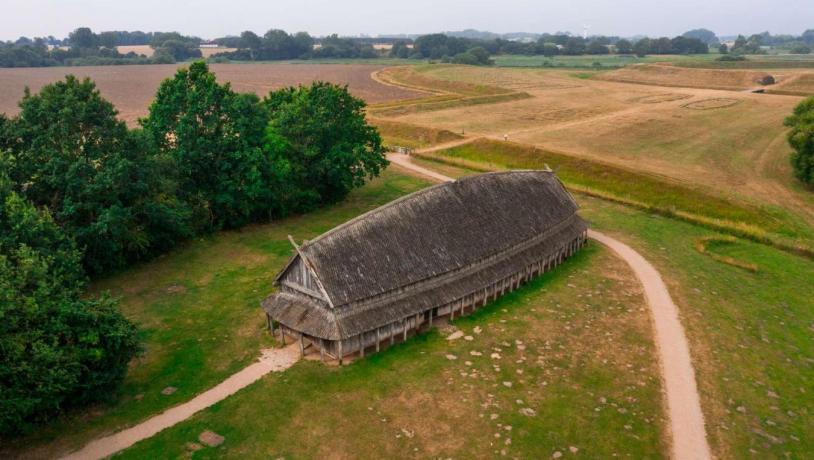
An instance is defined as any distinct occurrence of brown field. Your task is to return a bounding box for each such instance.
[768,71,814,95]
[377,64,814,232]
[596,63,792,91]
[0,63,423,124]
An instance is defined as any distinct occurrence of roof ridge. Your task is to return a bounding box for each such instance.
[301,169,555,251]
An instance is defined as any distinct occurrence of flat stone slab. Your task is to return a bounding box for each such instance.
[161,386,177,396]
[198,430,225,447]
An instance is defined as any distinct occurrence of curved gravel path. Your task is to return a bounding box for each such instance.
[61,345,300,460]
[390,152,711,460]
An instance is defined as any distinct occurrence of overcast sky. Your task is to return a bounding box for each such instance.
[1,0,811,40]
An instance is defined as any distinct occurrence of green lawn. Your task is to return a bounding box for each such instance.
[579,196,814,458]
[117,240,666,459]
[4,170,430,459]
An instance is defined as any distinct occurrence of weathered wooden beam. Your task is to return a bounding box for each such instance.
[376,327,381,353]
[299,334,305,357]
[429,308,433,327]
[360,335,365,358]
[390,323,394,346]
[403,319,407,341]
[338,339,343,366]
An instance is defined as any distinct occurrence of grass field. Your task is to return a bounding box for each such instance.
[412,139,814,251]
[113,238,668,459]
[376,64,814,239]
[371,118,464,149]
[493,53,814,70]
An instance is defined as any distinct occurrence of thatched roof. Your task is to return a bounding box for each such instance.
[263,170,586,340]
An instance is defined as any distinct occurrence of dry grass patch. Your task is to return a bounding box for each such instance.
[682,98,741,110]
[597,64,779,91]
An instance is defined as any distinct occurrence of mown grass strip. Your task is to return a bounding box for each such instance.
[371,118,464,149]
[413,138,814,259]
[694,236,759,272]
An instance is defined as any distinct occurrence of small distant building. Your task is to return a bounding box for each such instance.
[200,41,219,48]
[262,171,588,363]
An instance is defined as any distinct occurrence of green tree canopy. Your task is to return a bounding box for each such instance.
[264,81,388,210]
[7,75,191,274]
[0,167,140,434]
[142,62,281,229]
[785,96,814,185]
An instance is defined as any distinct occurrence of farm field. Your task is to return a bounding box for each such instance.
[375,64,814,238]
[0,63,423,124]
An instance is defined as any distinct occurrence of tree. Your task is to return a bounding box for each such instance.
[8,76,191,274]
[563,37,586,55]
[682,28,719,46]
[390,40,411,59]
[615,39,633,54]
[142,62,280,229]
[790,44,811,54]
[0,166,140,434]
[542,42,559,57]
[719,43,729,54]
[264,82,388,209]
[803,29,814,44]
[586,41,610,55]
[68,27,97,49]
[785,97,814,185]
[633,38,651,57]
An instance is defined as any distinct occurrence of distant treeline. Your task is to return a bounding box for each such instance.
[0,28,203,67]
[3,27,814,68]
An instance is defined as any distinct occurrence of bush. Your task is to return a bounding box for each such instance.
[790,44,811,54]
[716,54,747,61]
[785,96,814,185]
[0,169,140,434]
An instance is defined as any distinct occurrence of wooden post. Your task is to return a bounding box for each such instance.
[429,308,433,327]
[320,339,325,362]
[390,323,395,346]
[280,325,286,345]
[360,335,365,358]
[299,334,305,357]
[338,339,343,366]
[268,315,275,334]
[403,319,407,341]
[376,328,381,353]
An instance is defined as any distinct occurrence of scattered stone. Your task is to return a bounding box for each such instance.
[519,407,537,417]
[736,406,747,413]
[503,381,513,388]
[464,335,474,341]
[198,430,225,447]
[447,331,464,341]
[569,446,579,454]
[552,451,563,459]
[166,284,186,294]
[401,428,415,438]
[767,391,779,399]
[161,386,177,396]
[134,393,144,401]
[465,361,473,366]
[491,353,502,360]
[474,326,483,334]
[470,351,483,357]
[446,354,458,360]
[490,413,499,420]
[185,442,203,452]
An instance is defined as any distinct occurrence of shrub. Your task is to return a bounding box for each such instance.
[785,96,814,185]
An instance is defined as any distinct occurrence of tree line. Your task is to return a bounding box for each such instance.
[3,27,814,68]
[0,62,386,434]
[0,28,203,67]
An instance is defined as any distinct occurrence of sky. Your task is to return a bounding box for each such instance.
[1,0,811,41]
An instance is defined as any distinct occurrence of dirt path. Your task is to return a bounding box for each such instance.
[389,152,712,460]
[61,345,301,460]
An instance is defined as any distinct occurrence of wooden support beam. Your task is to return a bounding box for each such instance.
[360,335,365,358]
[429,308,433,327]
[403,319,407,341]
[376,328,381,353]
[280,325,286,345]
[299,334,305,357]
[390,323,394,346]
[338,340,343,366]
[320,340,325,362]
